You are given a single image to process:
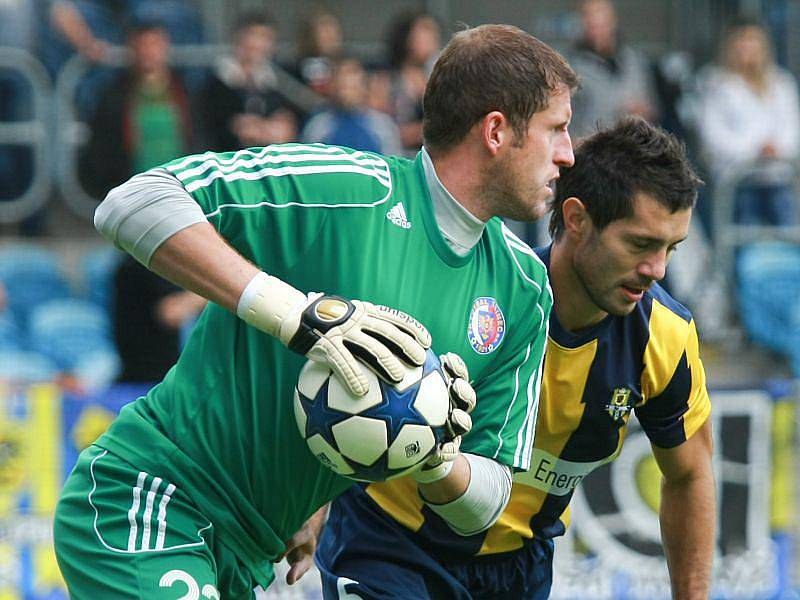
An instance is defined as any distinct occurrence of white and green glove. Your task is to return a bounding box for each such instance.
[413,352,477,484]
[237,272,431,396]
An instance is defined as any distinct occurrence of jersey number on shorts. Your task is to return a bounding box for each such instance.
[160,569,220,600]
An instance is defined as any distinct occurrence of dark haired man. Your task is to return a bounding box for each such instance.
[315,117,714,599]
[54,25,577,597]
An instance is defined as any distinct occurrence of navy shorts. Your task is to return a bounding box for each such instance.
[315,489,554,600]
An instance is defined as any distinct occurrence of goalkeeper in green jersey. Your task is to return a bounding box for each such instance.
[53,24,577,598]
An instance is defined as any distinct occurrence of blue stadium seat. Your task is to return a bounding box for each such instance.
[789,300,800,378]
[81,246,122,310]
[73,347,121,391]
[0,245,72,326]
[0,312,23,350]
[0,349,59,382]
[28,298,114,371]
[736,242,800,368]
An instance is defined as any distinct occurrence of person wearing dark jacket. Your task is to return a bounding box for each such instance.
[202,11,298,152]
[79,20,195,198]
[113,255,205,383]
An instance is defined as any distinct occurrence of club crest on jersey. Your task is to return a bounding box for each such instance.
[606,387,634,421]
[467,297,506,354]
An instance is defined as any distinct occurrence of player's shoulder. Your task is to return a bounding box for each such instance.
[644,283,693,325]
[484,220,550,297]
[164,143,395,200]
[633,283,697,365]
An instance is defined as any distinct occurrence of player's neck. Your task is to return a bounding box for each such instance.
[430,147,492,222]
[550,241,608,331]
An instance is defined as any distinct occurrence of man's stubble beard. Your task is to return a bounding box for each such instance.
[481,157,546,222]
[572,242,634,318]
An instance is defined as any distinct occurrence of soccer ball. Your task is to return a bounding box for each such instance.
[293,349,449,482]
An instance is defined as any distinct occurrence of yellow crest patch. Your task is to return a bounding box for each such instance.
[606,387,633,421]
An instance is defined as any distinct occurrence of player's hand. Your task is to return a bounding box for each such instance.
[282,294,432,396]
[236,273,431,396]
[276,505,328,585]
[413,352,476,483]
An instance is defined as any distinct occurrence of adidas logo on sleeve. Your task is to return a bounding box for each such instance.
[386,202,411,229]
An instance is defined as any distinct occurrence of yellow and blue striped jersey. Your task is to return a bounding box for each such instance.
[351,245,711,559]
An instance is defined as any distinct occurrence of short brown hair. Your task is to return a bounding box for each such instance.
[422,24,578,154]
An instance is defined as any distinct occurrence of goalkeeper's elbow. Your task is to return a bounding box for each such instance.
[424,454,513,536]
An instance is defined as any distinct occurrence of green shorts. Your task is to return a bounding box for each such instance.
[54,445,259,599]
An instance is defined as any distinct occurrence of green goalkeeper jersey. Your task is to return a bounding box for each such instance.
[95,143,552,588]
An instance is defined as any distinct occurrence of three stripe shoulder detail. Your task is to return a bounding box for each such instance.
[166,144,392,193]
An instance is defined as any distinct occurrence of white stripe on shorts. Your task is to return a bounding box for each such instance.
[140,477,162,550]
[127,472,147,551]
[155,483,176,550]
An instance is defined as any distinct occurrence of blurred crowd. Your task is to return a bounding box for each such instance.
[1,0,800,384]
[1,1,798,235]
[1,0,798,233]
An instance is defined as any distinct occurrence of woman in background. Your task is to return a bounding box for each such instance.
[699,19,800,226]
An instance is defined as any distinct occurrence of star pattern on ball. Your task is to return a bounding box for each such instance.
[360,378,428,441]
[297,380,352,450]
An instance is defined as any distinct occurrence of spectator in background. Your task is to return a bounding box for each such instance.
[78,20,196,198]
[698,19,799,227]
[372,11,441,156]
[568,0,658,138]
[113,255,205,383]
[301,57,401,155]
[292,7,344,99]
[203,11,298,152]
[45,0,206,113]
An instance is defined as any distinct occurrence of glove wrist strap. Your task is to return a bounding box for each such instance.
[412,459,455,484]
[236,272,307,338]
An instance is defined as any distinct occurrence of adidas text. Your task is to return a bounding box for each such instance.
[386,202,411,229]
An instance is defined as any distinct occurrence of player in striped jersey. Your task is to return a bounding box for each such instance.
[52,25,577,598]
[314,118,714,599]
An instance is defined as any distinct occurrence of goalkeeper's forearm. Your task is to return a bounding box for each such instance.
[95,170,309,326]
[418,454,512,536]
[95,169,259,313]
[416,453,471,503]
[149,222,261,313]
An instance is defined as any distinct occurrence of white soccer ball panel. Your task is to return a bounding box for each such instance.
[327,368,382,414]
[297,360,332,398]
[387,424,436,469]
[332,416,388,465]
[293,389,307,435]
[393,364,424,393]
[413,371,449,427]
[306,434,355,476]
